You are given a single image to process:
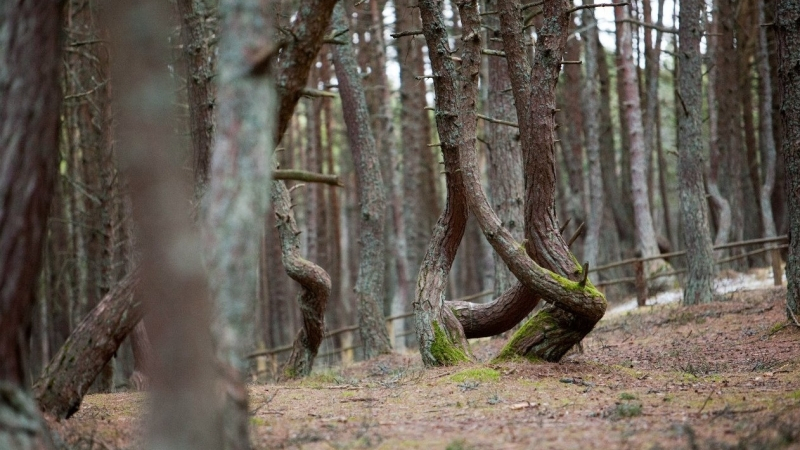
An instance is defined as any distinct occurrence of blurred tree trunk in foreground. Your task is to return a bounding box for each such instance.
[103,0,223,448]
[0,1,62,449]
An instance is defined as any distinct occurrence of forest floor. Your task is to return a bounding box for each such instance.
[55,272,800,449]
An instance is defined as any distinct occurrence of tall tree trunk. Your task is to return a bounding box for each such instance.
[202,1,276,447]
[332,3,393,357]
[615,0,673,289]
[705,12,733,252]
[758,0,778,239]
[715,0,747,266]
[776,0,800,325]
[581,1,603,268]
[483,0,525,297]
[678,0,716,305]
[104,0,224,447]
[396,0,441,285]
[176,0,217,194]
[0,2,62,448]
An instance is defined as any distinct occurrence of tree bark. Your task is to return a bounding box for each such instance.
[272,181,331,378]
[483,0,525,297]
[395,0,442,288]
[104,0,223,447]
[34,272,140,419]
[678,0,716,305]
[581,1,603,268]
[202,1,276,447]
[0,2,61,448]
[776,0,800,324]
[758,0,779,239]
[705,11,733,253]
[176,0,217,194]
[614,0,674,290]
[332,3,393,358]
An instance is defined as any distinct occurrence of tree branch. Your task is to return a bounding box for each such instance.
[273,169,343,186]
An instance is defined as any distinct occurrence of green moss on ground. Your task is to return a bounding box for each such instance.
[430,321,469,365]
[449,367,500,383]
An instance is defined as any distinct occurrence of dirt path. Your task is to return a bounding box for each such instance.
[57,286,800,449]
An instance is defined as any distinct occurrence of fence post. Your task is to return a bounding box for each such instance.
[771,246,783,286]
[341,330,354,365]
[386,318,395,349]
[634,251,648,307]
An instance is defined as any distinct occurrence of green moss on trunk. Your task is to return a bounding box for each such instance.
[430,321,469,365]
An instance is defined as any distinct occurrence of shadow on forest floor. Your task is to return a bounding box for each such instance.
[55,284,800,449]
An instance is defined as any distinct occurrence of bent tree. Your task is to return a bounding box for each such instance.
[410,0,607,366]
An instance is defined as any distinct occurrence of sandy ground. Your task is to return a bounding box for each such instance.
[55,280,800,449]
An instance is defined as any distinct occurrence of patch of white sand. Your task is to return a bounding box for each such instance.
[605,267,785,318]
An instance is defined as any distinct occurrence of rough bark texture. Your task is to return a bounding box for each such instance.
[483,0,525,297]
[272,181,331,378]
[0,2,61,448]
[395,0,441,286]
[777,0,800,324]
[678,0,716,305]
[332,3,393,358]
[490,0,605,361]
[275,0,339,141]
[104,0,223,447]
[581,2,603,268]
[34,272,140,419]
[176,0,217,193]
[413,0,474,366]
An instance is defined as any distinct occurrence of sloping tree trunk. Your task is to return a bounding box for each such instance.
[0,2,62,448]
[614,0,674,291]
[581,1,603,268]
[678,0,716,305]
[332,3,393,358]
[757,0,778,239]
[104,0,223,448]
[272,181,331,378]
[776,0,800,325]
[35,272,140,418]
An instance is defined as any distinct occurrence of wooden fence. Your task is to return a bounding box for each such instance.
[250,235,788,374]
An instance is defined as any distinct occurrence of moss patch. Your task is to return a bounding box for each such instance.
[449,367,500,383]
[493,310,553,362]
[430,321,469,366]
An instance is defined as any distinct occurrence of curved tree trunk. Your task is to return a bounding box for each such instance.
[678,0,716,305]
[34,272,140,418]
[776,0,800,325]
[272,181,331,378]
[0,2,61,448]
[332,3,393,358]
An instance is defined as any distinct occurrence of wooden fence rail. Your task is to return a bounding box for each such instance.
[251,236,788,372]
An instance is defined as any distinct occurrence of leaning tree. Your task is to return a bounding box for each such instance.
[405,0,608,365]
